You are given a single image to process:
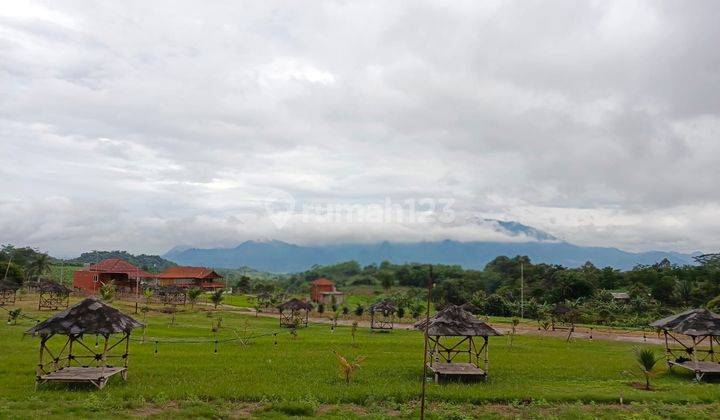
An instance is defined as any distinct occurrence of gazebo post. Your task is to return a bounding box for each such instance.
[36,335,48,389]
[663,331,671,369]
[710,335,715,362]
[483,336,489,377]
[67,336,74,368]
[97,334,109,389]
[122,332,130,380]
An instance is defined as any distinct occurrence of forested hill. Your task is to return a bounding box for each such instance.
[164,239,697,273]
[68,250,176,272]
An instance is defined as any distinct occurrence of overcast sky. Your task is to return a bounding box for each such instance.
[1,1,720,257]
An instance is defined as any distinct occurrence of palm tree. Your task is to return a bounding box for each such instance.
[634,347,662,390]
[210,289,224,309]
[187,287,203,310]
[28,253,51,284]
[332,350,366,384]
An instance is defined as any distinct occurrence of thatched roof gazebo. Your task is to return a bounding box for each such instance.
[158,285,187,306]
[0,280,19,305]
[278,298,313,328]
[415,305,501,383]
[26,297,143,389]
[369,299,397,331]
[38,280,71,311]
[650,308,720,380]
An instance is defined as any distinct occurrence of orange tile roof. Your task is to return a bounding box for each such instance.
[311,278,334,286]
[156,266,223,280]
[85,258,154,277]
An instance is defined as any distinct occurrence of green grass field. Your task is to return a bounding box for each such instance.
[1,297,719,419]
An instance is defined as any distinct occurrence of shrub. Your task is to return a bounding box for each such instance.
[265,401,315,417]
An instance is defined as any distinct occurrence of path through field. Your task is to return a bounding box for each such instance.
[207,301,665,345]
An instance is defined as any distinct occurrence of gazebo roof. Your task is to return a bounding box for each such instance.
[415,305,501,337]
[26,297,143,337]
[278,298,313,312]
[38,280,71,294]
[159,285,186,294]
[370,299,396,313]
[650,308,720,337]
[0,280,20,291]
[460,302,481,314]
[550,303,575,316]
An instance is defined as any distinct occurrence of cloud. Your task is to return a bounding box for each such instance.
[1,1,720,256]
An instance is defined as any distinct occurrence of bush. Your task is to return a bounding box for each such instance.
[483,294,510,316]
[264,401,315,417]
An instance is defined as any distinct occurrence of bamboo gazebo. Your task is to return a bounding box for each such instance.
[415,305,501,383]
[278,298,313,328]
[38,281,71,311]
[369,299,397,331]
[650,308,720,381]
[26,297,143,389]
[0,280,19,305]
[158,285,187,306]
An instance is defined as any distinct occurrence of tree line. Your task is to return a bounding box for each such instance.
[264,254,720,327]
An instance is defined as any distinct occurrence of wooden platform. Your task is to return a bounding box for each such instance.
[38,367,126,389]
[670,360,720,381]
[428,362,486,383]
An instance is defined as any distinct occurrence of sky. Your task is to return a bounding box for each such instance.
[1,1,719,257]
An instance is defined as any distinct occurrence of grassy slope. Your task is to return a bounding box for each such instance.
[0,297,718,419]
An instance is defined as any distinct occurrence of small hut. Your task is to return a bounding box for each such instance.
[0,280,19,305]
[26,297,143,389]
[158,285,187,306]
[650,309,720,381]
[369,299,397,331]
[278,298,313,328]
[38,281,71,311]
[415,305,501,383]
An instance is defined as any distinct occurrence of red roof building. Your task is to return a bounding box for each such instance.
[73,258,153,295]
[155,266,224,290]
[310,278,344,304]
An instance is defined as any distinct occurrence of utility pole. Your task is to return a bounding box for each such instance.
[135,266,140,314]
[3,252,13,282]
[420,265,433,420]
[520,262,524,319]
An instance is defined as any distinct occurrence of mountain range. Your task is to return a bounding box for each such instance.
[164,220,697,272]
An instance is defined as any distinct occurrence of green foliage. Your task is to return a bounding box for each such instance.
[633,347,663,390]
[68,250,175,272]
[187,287,203,309]
[6,308,22,325]
[210,289,225,308]
[377,270,395,291]
[99,282,116,302]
